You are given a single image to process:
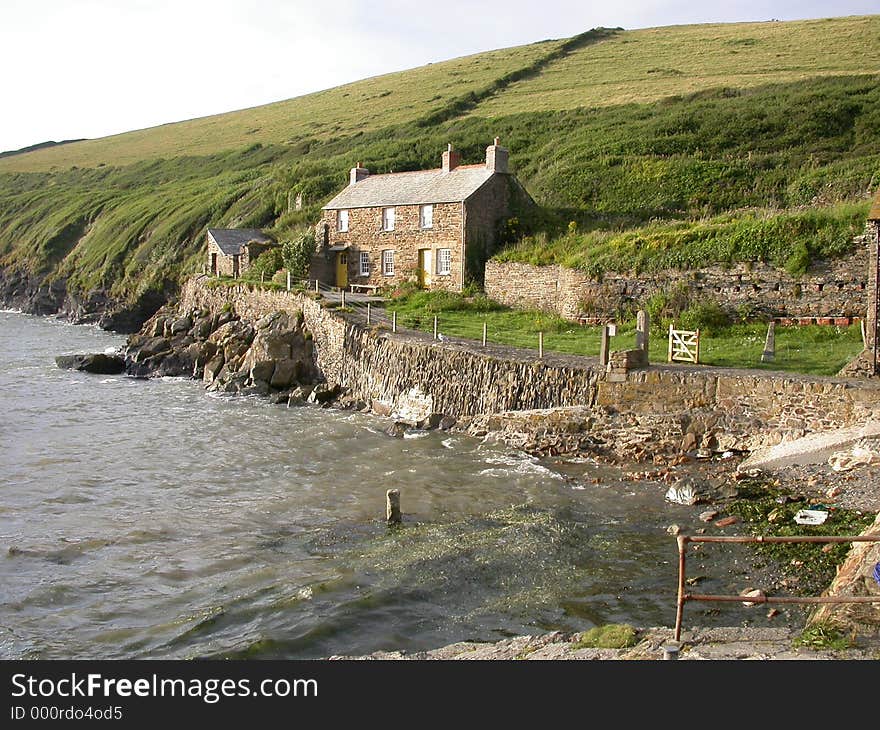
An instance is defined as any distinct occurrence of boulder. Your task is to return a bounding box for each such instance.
[203,354,225,384]
[270,359,298,389]
[55,353,126,374]
[308,382,341,404]
[249,360,276,385]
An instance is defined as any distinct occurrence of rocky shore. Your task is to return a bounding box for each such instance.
[51,284,880,660]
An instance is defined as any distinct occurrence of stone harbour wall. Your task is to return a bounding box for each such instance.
[179,276,880,461]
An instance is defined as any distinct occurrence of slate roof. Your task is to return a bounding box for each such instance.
[208,228,273,255]
[322,165,497,210]
[869,190,880,221]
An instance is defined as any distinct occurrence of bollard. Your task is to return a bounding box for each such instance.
[392,311,397,333]
[761,321,775,363]
[538,331,544,358]
[433,316,438,340]
[366,302,371,325]
[482,321,487,347]
[386,489,401,524]
[662,642,680,660]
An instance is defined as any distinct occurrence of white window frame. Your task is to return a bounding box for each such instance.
[337,209,349,232]
[436,248,452,276]
[382,249,395,276]
[419,204,433,229]
[359,251,370,277]
[382,207,395,231]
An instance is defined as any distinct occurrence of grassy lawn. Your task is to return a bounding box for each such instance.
[384,291,864,376]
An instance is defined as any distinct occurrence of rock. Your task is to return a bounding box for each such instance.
[149,316,167,338]
[419,413,444,430]
[680,432,697,452]
[699,510,719,523]
[270,359,298,389]
[128,336,170,363]
[739,588,766,607]
[308,382,341,404]
[203,354,225,384]
[714,516,738,528]
[385,422,408,438]
[372,401,393,417]
[666,524,681,536]
[438,415,457,431]
[169,316,192,335]
[249,360,276,385]
[55,352,126,374]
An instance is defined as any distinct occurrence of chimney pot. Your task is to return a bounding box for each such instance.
[486,138,508,173]
[350,163,369,186]
[442,143,460,173]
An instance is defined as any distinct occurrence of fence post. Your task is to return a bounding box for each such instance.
[599,324,610,367]
[667,323,674,363]
[287,270,291,292]
[366,302,371,325]
[341,289,345,308]
[538,331,544,358]
[433,315,438,341]
[761,321,775,363]
[695,329,701,364]
[315,279,319,294]
[392,311,397,333]
[482,321,487,347]
[636,309,650,358]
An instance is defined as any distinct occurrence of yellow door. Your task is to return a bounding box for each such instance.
[418,249,431,288]
[336,252,348,288]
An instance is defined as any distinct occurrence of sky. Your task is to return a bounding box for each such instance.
[0,0,877,153]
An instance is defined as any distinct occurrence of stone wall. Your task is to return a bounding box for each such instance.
[179,277,880,461]
[486,236,872,322]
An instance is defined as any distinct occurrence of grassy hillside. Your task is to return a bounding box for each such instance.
[0,15,878,312]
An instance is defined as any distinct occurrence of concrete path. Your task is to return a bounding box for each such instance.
[738,421,880,471]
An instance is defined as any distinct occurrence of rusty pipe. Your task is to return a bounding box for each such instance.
[684,593,880,605]
[674,534,689,642]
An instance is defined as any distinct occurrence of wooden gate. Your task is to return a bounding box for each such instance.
[668,324,700,363]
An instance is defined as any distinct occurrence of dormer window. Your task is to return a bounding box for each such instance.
[420,204,433,229]
[337,209,349,232]
[382,207,395,231]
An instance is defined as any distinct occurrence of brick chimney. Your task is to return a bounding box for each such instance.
[441,143,460,173]
[349,161,369,186]
[485,137,508,173]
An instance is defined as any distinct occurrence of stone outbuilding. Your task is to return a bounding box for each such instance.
[312,139,534,292]
[207,228,275,278]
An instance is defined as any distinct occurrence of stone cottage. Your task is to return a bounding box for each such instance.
[312,139,534,292]
[207,228,275,278]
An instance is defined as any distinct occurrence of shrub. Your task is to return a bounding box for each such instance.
[281,230,316,279]
[678,301,730,334]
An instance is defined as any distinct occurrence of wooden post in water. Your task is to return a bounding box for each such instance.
[433,316,438,340]
[538,331,544,358]
[761,321,775,363]
[392,311,397,333]
[386,489,401,524]
[482,321,487,347]
[366,303,371,325]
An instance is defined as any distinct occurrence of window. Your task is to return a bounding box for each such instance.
[382,250,395,276]
[419,204,433,229]
[337,209,349,232]
[382,207,395,231]
[359,251,370,277]
[436,248,452,276]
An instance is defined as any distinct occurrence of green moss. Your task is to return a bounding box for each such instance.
[793,622,855,651]
[571,624,637,649]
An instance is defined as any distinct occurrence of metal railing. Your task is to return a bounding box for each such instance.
[673,533,880,642]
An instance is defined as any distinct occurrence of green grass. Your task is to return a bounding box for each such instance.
[384,290,864,375]
[1,16,879,311]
